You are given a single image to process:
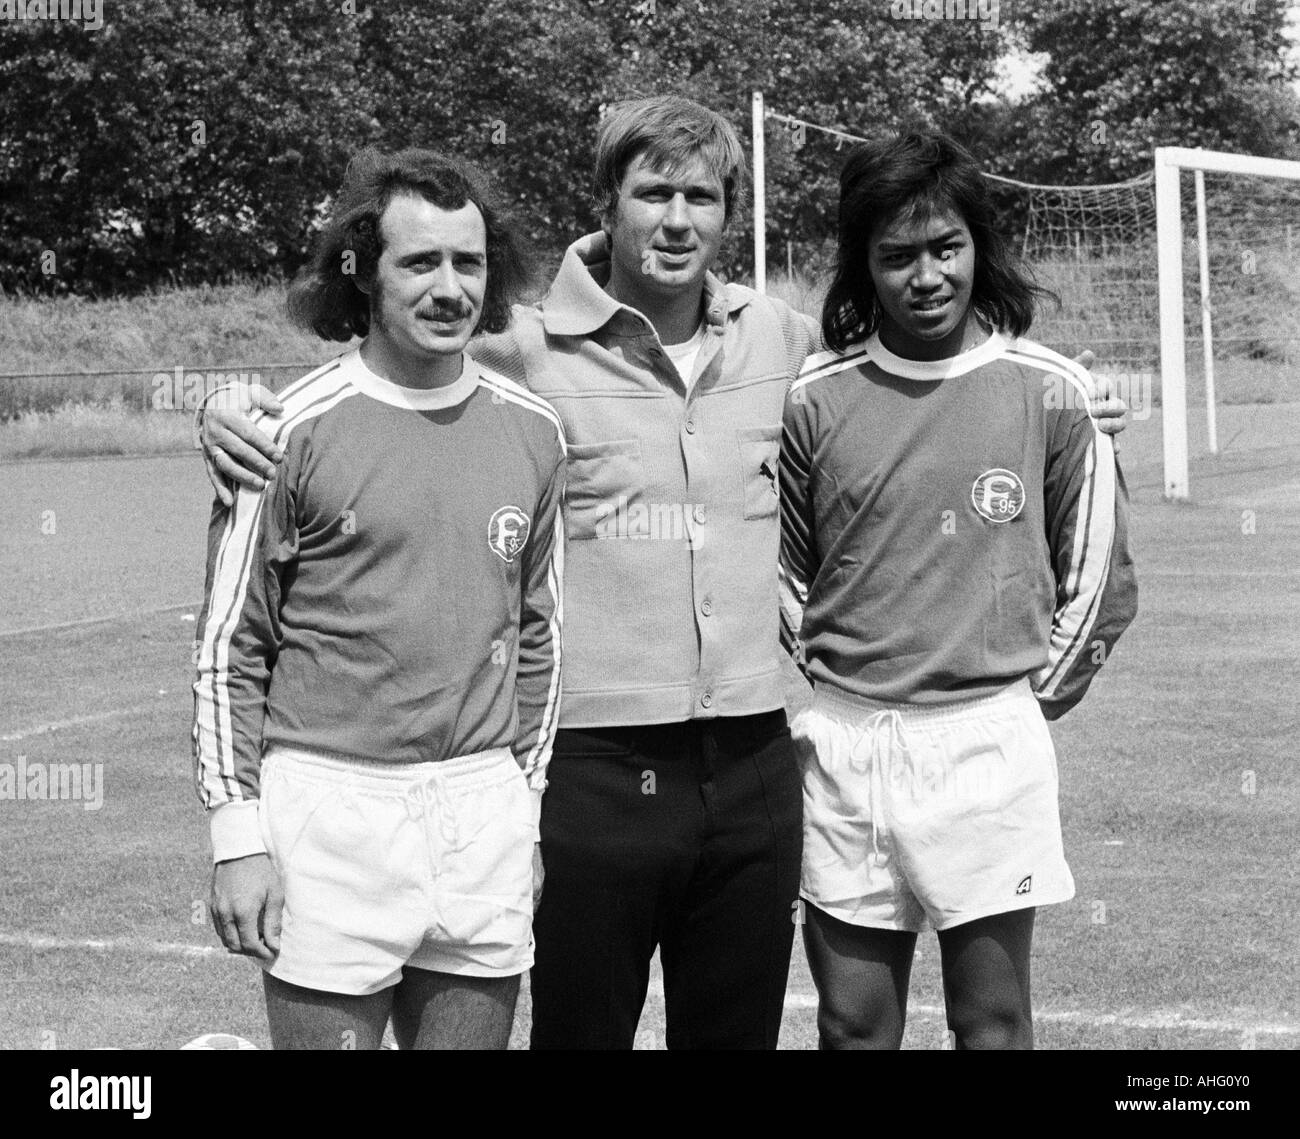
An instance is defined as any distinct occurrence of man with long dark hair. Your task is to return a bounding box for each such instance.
[781,131,1136,1049]
[194,148,564,1049]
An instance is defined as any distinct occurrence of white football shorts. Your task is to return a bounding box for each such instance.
[793,677,1075,932]
[258,743,537,995]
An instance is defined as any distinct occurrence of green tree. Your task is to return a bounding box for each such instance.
[359,0,615,273]
[358,1,1007,279]
[998,0,1300,183]
[0,0,370,295]
[26,0,1282,294]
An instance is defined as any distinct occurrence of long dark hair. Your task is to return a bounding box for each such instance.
[822,132,1055,351]
[288,148,532,341]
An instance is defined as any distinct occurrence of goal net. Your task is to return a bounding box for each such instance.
[993,171,1159,378]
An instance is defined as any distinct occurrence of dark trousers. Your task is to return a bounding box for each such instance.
[529,710,803,1050]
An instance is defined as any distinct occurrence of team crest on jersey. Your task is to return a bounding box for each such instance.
[488,505,531,563]
[971,469,1026,524]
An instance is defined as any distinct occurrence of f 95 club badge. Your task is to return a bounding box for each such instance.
[488,505,531,563]
[971,469,1026,524]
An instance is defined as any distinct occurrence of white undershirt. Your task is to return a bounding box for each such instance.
[663,323,707,391]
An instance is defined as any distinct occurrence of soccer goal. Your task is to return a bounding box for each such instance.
[750,93,1300,500]
[1152,147,1300,498]
[979,148,1300,499]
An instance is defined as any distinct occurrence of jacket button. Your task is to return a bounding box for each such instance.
[701,598,713,617]
[701,692,713,709]
[685,418,696,434]
[693,504,707,524]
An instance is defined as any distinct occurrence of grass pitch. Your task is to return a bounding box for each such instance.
[0,401,1295,1050]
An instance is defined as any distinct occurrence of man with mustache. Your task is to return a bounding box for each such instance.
[194,149,564,1049]
[197,98,1125,1049]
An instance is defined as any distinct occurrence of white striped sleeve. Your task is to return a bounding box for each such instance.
[1030,358,1138,717]
[191,375,354,858]
[477,368,567,819]
[516,451,565,817]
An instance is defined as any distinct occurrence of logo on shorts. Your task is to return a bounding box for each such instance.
[972,469,1026,524]
[488,505,531,563]
[1015,874,1033,896]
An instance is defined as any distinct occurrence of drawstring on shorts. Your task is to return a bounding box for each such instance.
[850,709,909,866]
[406,767,460,844]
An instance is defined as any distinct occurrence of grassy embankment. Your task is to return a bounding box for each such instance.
[2,268,1295,460]
[0,284,341,460]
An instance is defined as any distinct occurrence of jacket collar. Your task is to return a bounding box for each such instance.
[541,231,751,338]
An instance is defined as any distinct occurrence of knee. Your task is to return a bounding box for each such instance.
[817,1004,904,1050]
[947,1002,1033,1050]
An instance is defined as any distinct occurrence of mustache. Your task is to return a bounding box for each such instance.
[419,301,474,321]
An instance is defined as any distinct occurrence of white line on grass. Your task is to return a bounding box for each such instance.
[772,993,1297,1036]
[1,703,162,743]
[1141,569,1297,579]
[0,601,200,639]
[1,932,1293,1038]
[0,933,223,959]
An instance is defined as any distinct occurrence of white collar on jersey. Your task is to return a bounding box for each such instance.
[349,348,479,410]
[866,330,1007,381]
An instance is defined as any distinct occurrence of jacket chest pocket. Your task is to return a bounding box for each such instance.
[736,424,782,519]
[563,438,645,540]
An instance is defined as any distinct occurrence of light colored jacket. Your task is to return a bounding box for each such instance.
[473,232,817,728]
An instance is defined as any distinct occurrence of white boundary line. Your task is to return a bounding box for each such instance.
[0,932,1294,1037]
[0,933,224,960]
[1,704,162,743]
[0,601,199,639]
[1139,570,1298,579]
[775,994,1297,1037]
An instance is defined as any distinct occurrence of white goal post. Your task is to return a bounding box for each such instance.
[1155,147,1300,499]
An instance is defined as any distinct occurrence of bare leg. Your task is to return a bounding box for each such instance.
[262,972,392,1050]
[937,908,1035,1050]
[390,965,520,1050]
[802,902,917,1050]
